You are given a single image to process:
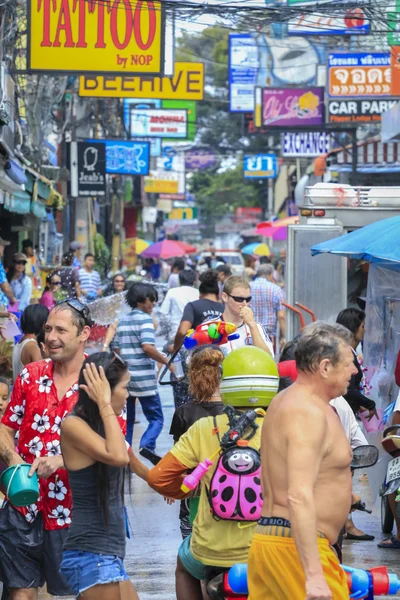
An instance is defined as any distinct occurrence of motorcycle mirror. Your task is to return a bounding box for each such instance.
[351,445,379,470]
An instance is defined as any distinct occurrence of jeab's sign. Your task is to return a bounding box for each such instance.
[28,0,164,75]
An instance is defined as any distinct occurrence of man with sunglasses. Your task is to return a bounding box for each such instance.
[0,299,92,599]
[219,276,274,357]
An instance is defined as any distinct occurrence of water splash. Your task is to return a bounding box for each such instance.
[86,292,130,326]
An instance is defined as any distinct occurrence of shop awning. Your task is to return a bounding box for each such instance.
[3,189,31,214]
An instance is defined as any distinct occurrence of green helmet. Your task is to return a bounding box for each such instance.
[220,346,279,408]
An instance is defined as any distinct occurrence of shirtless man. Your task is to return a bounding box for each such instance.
[248,322,358,600]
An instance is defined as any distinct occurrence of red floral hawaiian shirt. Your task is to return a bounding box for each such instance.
[3,358,127,530]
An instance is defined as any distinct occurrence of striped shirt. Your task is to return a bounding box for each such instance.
[78,268,101,296]
[115,309,157,397]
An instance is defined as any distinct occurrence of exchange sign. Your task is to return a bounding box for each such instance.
[79,62,204,99]
[282,132,330,157]
[327,98,400,124]
[29,0,164,75]
[244,154,277,179]
[328,52,391,98]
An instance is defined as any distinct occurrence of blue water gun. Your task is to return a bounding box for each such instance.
[224,563,400,599]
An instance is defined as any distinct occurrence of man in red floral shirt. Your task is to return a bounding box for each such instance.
[0,300,92,599]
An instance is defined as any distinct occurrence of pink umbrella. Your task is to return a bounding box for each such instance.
[140,240,186,259]
[175,241,197,254]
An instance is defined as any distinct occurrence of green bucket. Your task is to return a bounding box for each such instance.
[0,464,39,507]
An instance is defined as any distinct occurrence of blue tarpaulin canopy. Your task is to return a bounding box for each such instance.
[311,216,400,268]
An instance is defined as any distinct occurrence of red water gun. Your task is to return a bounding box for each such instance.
[184,321,239,350]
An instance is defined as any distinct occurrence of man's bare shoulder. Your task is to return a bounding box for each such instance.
[267,384,328,423]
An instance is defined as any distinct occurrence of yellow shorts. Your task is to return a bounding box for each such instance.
[248,530,349,600]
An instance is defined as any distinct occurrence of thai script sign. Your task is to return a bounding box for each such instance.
[254,87,324,128]
[79,62,204,99]
[328,52,391,98]
[244,154,277,179]
[282,132,330,157]
[29,0,164,75]
[129,108,188,138]
[327,98,400,123]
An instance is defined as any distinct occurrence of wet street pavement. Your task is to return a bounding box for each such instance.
[32,381,400,599]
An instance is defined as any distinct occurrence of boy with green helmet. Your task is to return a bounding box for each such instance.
[147,346,279,599]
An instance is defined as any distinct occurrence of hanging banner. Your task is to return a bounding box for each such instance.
[243,154,277,179]
[79,62,204,99]
[328,52,391,98]
[327,98,400,123]
[288,10,369,36]
[229,33,326,113]
[282,132,330,157]
[28,0,164,75]
[75,142,106,197]
[129,108,188,138]
[255,87,324,127]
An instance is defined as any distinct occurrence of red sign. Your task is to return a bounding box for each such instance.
[235,207,262,224]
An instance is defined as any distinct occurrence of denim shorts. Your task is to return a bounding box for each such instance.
[60,550,129,597]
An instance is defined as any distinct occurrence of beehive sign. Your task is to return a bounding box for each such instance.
[28,0,165,75]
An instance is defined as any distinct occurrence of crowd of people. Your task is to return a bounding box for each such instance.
[0,233,389,600]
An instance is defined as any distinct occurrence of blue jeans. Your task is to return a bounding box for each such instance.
[126,393,164,450]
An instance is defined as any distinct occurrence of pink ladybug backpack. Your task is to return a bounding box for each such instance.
[207,410,263,522]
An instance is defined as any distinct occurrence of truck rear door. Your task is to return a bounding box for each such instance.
[286,224,346,340]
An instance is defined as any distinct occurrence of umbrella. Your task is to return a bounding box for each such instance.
[311,216,400,267]
[140,240,186,259]
[256,216,299,238]
[174,241,197,254]
[241,242,271,257]
[123,238,152,255]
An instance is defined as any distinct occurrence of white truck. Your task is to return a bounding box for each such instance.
[286,183,400,339]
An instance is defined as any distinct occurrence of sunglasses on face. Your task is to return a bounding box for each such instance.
[227,294,252,304]
[14,260,27,266]
[50,281,61,286]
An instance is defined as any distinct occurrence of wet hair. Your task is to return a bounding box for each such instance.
[179,269,196,287]
[336,308,365,336]
[294,322,353,374]
[188,345,224,402]
[173,258,185,272]
[216,264,232,277]
[126,282,158,309]
[84,253,95,260]
[73,353,129,524]
[199,269,219,296]
[62,252,74,266]
[51,303,91,334]
[20,305,49,335]
[36,328,45,349]
[223,276,250,296]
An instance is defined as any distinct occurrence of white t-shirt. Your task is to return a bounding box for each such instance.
[161,286,199,338]
[219,321,274,357]
[330,396,367,449]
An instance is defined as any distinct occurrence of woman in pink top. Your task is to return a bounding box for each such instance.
[39,272,61,310]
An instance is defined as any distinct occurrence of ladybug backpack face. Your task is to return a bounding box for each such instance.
[208,446,262,521]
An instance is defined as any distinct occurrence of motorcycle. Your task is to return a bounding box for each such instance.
[380,425,400,534]
[206,445,379,600]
